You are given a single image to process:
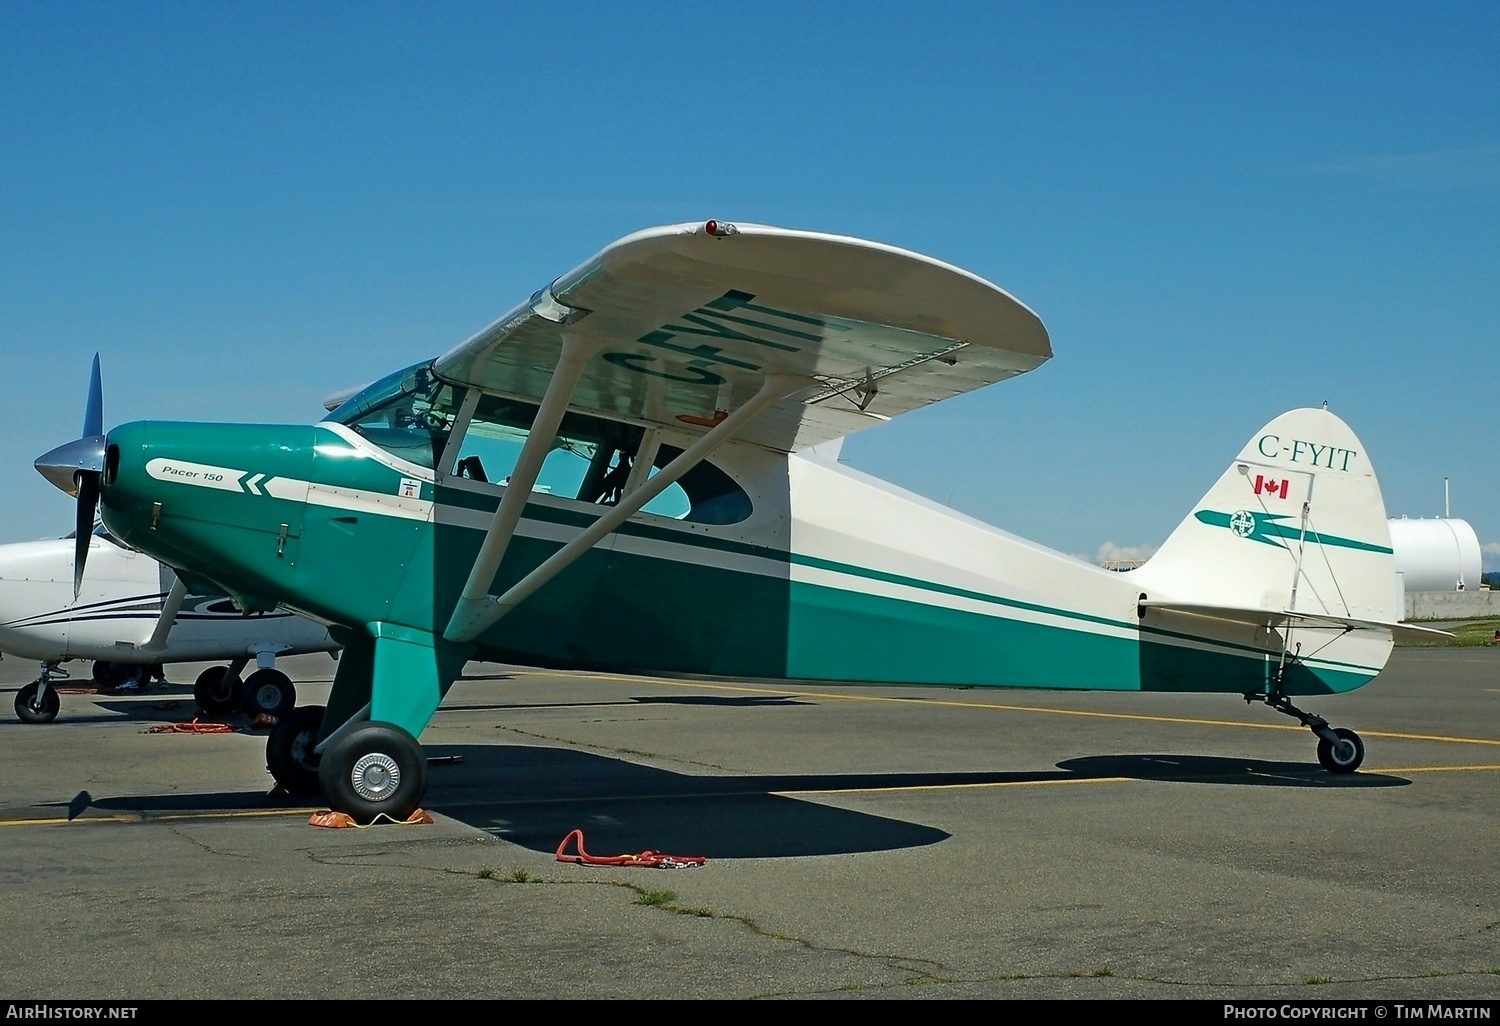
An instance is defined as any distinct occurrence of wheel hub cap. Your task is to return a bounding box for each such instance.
[351,752,400,801]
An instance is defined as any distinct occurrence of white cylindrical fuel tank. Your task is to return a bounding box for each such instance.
[1388,517,1483,592]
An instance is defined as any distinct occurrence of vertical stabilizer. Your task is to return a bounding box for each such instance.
[1134,407,1401,625]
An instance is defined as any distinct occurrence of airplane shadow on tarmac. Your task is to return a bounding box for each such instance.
[416,747,1409,859]
[21,686,1409,859]
[51,743,1412,861]
[1055,754,1411,789]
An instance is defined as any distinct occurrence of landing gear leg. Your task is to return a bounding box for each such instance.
[1245,689,1365,774]
[15,662,64,724]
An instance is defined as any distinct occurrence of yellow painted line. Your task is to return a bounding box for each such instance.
[1368,764,1500,774]
[1358,729,1500,746]
[0,807,317,828]
[515,669,1500,748]
[778,776,1135,797]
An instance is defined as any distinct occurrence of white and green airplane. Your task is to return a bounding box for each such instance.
[33,220,1448,823]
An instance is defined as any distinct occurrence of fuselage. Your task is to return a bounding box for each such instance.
[95,396,1384,697]
[0,531,337,665]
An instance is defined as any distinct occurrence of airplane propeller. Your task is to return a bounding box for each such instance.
[34,354,106,596]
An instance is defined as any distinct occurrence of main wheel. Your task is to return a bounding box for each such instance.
[91,661,133,691]
[266,705,325,795]
[241,668,296,719]
[15,681,60,724]
[317,722,428,823]
[193,666,242,716]
[1316,727,1365,774]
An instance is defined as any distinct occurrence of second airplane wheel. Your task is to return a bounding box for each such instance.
[266,705,325,795]
[92,661,136,691]
[193,666,241,716]
[15,681,60,724]
[1316,727,1365,774]
[241,668,296,719]
[318,722,428,824]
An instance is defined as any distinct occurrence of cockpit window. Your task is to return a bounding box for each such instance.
[652,445,753,525]
[450,394,752,525]
[325,361,462,470]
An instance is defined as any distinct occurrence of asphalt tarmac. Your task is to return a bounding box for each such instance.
[1,647,1497,1001]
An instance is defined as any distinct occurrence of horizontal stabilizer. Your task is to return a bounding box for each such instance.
[1139,600,1455,642]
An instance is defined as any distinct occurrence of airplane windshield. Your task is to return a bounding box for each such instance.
[325,361,463,470]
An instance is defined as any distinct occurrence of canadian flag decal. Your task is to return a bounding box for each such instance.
[1253,475,1289,500]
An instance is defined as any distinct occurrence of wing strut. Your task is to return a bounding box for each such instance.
[141,576,189,656]
[443,333,602,642]
[443,372,804,644]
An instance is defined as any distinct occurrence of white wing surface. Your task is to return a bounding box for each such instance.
[434,221,1051,452]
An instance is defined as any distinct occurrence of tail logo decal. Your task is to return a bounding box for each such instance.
[1196,510,1393,554]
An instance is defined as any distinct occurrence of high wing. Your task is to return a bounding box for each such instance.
[1139,600,1456,643]
[433,220,1051,452]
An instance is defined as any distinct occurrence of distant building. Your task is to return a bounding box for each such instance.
[1387,516,1495,620]
[1388,517,1482,593]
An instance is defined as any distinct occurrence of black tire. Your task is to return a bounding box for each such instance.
[15,681,60,724]
[91,661,134,690]
[241,668,296,719]
[1316,727,1365,774]
[317,721,428,824]
[193,666,241,716]
[266,705,325,795]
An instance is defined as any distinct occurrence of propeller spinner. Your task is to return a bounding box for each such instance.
[34,354,107,596]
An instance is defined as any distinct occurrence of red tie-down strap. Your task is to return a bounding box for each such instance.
[554,829,706,869]
[147,717,234,734]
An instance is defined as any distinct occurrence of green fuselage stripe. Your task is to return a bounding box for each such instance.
[786,553,1381,674]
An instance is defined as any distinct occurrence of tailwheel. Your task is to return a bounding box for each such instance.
[193,665,242,716]
[318,721,428,824]
[15,680,60,724]
[241,668,296,719]
[1316,727,1365,774]
[1247,689,1367,776]
[266,705,325,795]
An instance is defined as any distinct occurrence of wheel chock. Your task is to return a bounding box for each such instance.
[308,808,435,829]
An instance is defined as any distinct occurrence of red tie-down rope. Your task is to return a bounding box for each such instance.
[147,717,234,734]
[554,829,706,869]
[145,714,276,734]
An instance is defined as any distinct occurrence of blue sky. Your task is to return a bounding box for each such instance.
[2,2,1496,568]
